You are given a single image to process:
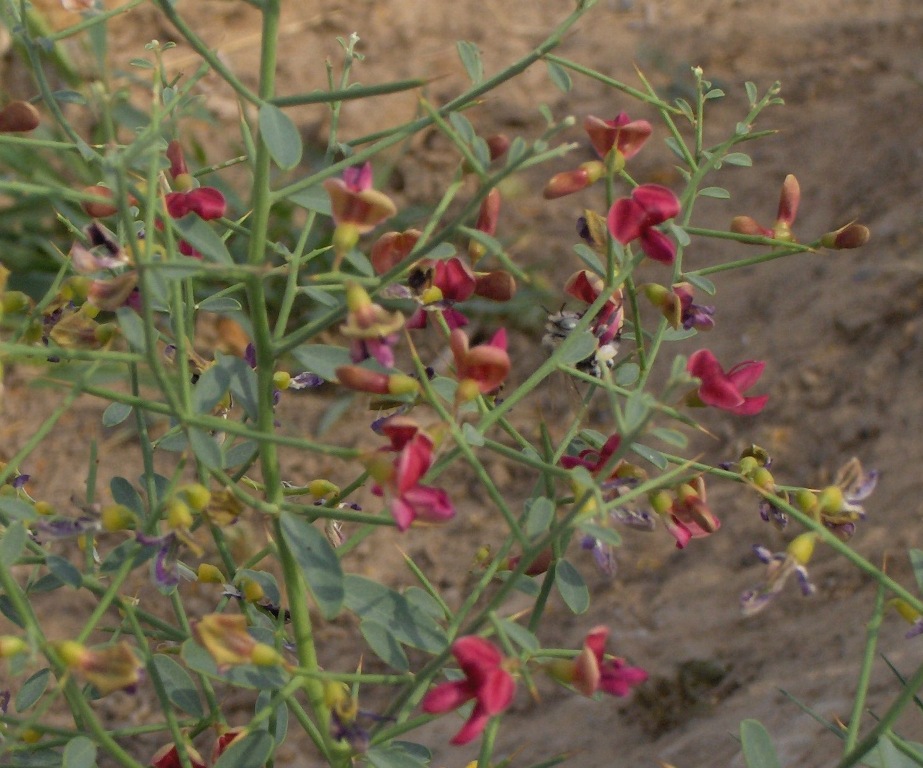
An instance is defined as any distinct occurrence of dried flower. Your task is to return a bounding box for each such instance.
[450,328,510,400]
[741,533,817,616]
[56,640,143,695]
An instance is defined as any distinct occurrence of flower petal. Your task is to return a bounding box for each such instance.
[607,197,646,244]
[639,227,676,265]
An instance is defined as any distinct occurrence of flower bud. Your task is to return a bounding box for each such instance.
[455,377,481,404]
[821,222,870,250]
[888,597,922,625]
[795,488,817,512]
[816,485,844,515]
[543,168,593,200]
[197,563,224,583]
[250,642,283,666]
[80,186,119,218]
[166,498,193,530]
[240,578,264,603]
[750,467,775,491]
[787,532,816,565]
[0,636,27,658]
[738,456,759,477]
[308,478,339,499]
[332,223,360,261]
[0,100,40,132]
[486,134,510,161]
[649,490,672,516]
[100,504,137,532]
[473,270,515,301]
[180,483,211,512]
[730,216,771,238]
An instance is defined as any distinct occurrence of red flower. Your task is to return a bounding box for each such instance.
[584,113,652,161]
[664,476,720,549]
[450,328,510,400]
[607,184,681,264]
[164,141,226,221]
[563,270,623,345]
[422,636,516,745]
[686,348,768,415]
[571,626,647,697]
[407,257,477,330]
[561,433,622,476]
[366,417,455,531]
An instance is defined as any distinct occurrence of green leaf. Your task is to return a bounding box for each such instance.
[360,618,409,671]
[664,136,687,161]
[0,497,37,522]
[366,742,431,768]
[579,522,622,548]
[724,151,753,167]
[506,136,527,166]
[698,186,730,199]
[62,735,97,768]
[525,496,555,539]
[192,364,231,415]
[213,729,274,768]
[909,549,923,595]
[499,618,539,652]
[259,103,303,170]
[675,98,695,122]
[188,428,223,470]
[111,476,144,516]
[496,570,540,596]
[16,668,50,712]
[554,560,589,614]
[559,331,599,365]
[223,440,259,469]
[216,353,259,422]
[448,112,476,143]
[172,215,232,263]
[290,344,353,383]
[650,428,688,448]
[102,401,132,427]
[623,391,652,433]
[116,307,146,352]
[630,442,667,469]
[286,185,331,215]
[100,539,153,574]
[740,719,781,768]
[545,59,572,93]
[683,272,716,295]
[573,243,603,274]
[456,41,483,84]
[745,81,758,104]
[461,422,484,447]
[0,521,27,564]
[860,737,923,768]
[343,575,447,652]
[662,327,698,341]
[255,690,289,744]
[198,295,242,313]
[152,654,204,717]
[279,511,344,619]
[46,555,82,588]
[704,88,725,100]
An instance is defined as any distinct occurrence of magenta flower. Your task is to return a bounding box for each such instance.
[607,184,681,264]
[422,636,516,745]
[584,113,652,161]
[663,476,720,549]
[164,141,226,221]
[366,417,454,531]
[686,348,768,415]
[407,257,476,330]
[571,626,647,697]
[563,270,624,345]
[324,162,397,267]
[730,174,800,242]
[561,433,622,475]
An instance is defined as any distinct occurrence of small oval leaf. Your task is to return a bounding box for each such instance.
[259,103,303,171]
[554,560,589,614]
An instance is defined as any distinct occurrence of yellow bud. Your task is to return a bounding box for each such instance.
[2,291,31,314]
[181,483,211,512]
[240,578,264,603]
[332,223,360,258]
[649,490,673,516]
[100,504,137,532]
[738,456,759,476]
[20,728,42,744]
[816,485,844,515]
[173,172,196,192]
[166,498,193,530]
[34,501,54,516]
[0,635,27,658]
[751,467,775,491]
[795,489,817,512]
[419,285,443,305]
[324,681,351,710]
[56,640,87,668]
[272,371,292,390]
[345,281,372,313]
[79,302,100,319]
[250,643,282,666]
[580,159,607,183]
[387,373,420,397]
[307,479,340,499]
[197,563,225,583]
[455,378,481,403]
[888,598,922,625]
[787,532,816,565]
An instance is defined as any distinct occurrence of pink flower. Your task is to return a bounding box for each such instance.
[366,417,454,531]
[422,636,516,745]
[686,348,768,415]
[563,270,623,345]
[450,328,510,400]
[607,184,681,264]
[164,141,226,221]
[561,433,622,475]
[664,476,719,549]
[584,113,652,161]
[407,257,477,330]
[571,626,647,697]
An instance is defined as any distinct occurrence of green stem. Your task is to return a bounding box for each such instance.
[844,584,886,753]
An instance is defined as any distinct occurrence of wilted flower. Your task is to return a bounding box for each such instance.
[341,282,404,368]
[730,174,800,242]
[685,348,768,415]
[450,328,510,401]
[813,457,878,539]
[547,625,648,697]
[192,614,282,671]
[421,636,516,745]
[642,282,715,331]
[821,222,870,250]
[741,532,817,616]
[658,476,719,549]
[607,184,681,264]
[370,229,422,274]
[56,640,143,695]
[365,417,454,531]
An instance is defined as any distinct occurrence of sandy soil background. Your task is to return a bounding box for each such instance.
[4,1,923,766]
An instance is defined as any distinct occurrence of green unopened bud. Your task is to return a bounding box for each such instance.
[307,479,339,499]
[751,467,775,491]
[795,488,817,512]
[649,490,673,516]
[738,456,759,477]
[197,563,225,583]
[250,643,282,666]
[387,373,421,397]
[273,370,292,390]
[173,172,196,192]
[332,223,360,259]
[2,291,31,314]
[816,485,844,515]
